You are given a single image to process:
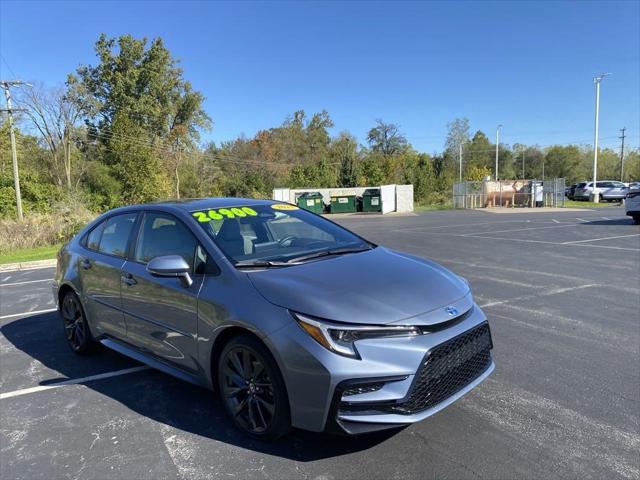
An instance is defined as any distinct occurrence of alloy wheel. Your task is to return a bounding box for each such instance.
[62,294,86,351]
[221,346,276,434]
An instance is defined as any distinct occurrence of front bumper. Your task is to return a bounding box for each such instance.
[266,302,494,434]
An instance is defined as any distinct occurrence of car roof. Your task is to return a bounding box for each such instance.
[102,198,281,216]
[131,197,276,210]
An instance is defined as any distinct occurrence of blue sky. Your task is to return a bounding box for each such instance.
[1,0,638,152]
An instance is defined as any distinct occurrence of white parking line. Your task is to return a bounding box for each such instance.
[0,366,150,400]
[465,234,640,251]
[392,220,532,232]
[563,233,640,244]
[0,279,51,287]
[401,229,640,252]
[0,308,57,320]
[463,223,576,236]
[479,284,598,308]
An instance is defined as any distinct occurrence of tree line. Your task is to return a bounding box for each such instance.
[1,34,638,218]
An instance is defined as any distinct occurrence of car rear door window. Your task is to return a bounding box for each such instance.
[86,223,105,251]
[98,213,137,258]
[134,212,198,269]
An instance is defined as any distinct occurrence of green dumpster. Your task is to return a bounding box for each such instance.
[297,192,324,214]
[330,195,356,213]
[362,188,382,212]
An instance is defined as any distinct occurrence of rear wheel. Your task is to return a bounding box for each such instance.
[217,335,290,439]
[60,291,96,354]
[633,215,640,225]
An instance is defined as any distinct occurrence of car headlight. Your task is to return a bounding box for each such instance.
[293,312,420,359]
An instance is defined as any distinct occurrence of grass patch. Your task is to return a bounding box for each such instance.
[563,200,623,208]
[0,244,61,265]
[414,202,453,212]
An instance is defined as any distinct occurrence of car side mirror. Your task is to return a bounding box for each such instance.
[146,255,193,287]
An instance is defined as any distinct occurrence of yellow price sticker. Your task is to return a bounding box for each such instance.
[271,204,299,211]
[192,206,258,222]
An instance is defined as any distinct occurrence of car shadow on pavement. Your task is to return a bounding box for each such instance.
[581,218,637,226]
[2,312,401,461]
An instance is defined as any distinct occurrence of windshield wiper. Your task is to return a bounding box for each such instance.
[235,259,296,269]
[285,245,373,264]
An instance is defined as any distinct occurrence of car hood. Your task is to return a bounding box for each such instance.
[246,247,472,325]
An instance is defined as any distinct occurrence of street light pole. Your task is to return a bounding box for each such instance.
[591,73,611,203]
[522,147,525,179]
[495,124,502,181]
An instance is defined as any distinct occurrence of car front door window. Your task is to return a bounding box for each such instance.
[134,213,198,268]
[98,214,137,257]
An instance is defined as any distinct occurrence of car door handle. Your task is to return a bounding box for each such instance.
[121,273,137,286]
[80,259,92,270]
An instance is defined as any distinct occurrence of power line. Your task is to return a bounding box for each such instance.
[81,128,343,169]
[0,54,18,79]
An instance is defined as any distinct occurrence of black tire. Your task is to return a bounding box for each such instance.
[60,290,97,355]
[633,215,640,225]
[217,335,291,440]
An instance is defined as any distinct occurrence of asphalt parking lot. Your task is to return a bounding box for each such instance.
[1,207,639,480]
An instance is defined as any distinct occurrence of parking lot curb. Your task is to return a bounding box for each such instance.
[479,207,596,214]
[0,259,56,272]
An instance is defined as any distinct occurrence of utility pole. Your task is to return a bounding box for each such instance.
[458,143,463,182]
[591,73,611,203]
[1,80,29,220]
[495,124,502,181]
[619,127,626,182]
[522,148,525,179]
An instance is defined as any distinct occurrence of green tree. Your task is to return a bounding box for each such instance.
[72,33,211,198]
[445,117,471,155]
[544,145,583,181]
[358,154,386,186]
[109,114,171,203]
[367,120,408,156]
[330,132,359,187]
[465,131,494,174]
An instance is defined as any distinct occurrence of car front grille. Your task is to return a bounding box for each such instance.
[392,322,492,414]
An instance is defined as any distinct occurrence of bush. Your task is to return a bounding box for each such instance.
[0,203,95,254]
[0,171,65,217]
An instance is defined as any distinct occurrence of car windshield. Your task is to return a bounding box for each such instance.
[190,204,373,266]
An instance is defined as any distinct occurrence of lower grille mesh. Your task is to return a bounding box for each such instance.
[393,322,492,414]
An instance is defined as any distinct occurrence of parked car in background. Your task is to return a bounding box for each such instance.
[573,181,629,202]
[52,198,494,439]
[626,185,640,224]
[565,184,577,199]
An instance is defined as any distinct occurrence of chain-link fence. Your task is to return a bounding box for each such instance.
[453,179,565,209]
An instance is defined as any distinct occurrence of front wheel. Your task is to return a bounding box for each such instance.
[60,291,97,354]
[217,335,291,439]
[633,215,640,225]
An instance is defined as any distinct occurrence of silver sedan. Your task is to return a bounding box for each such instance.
[53,198,494,439]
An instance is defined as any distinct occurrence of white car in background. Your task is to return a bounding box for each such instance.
[625,185,640,224]
[573,181,629,202]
